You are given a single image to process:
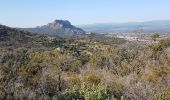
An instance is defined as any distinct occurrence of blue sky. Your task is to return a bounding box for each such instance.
[0,0,170,27]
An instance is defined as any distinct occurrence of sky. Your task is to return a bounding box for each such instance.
[0,0,170,28]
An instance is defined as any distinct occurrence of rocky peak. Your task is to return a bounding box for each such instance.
[47,20,75,29]
[54,20,71,26]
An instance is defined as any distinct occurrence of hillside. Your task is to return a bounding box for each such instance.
[0,24,36,47]
[23,20,86,36]
[0,24,64,48]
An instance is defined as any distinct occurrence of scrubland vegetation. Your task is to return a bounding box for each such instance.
[0,27,170,100]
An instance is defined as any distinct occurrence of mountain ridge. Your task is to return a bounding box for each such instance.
[79,20,170,33]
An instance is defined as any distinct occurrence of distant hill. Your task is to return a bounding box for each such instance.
[79,20,170,34]
[0,24,61,47]
[0,24,35,46]
[22,20,86,36]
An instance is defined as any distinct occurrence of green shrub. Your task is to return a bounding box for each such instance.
[59,83,112,100]
[156,88,170,100]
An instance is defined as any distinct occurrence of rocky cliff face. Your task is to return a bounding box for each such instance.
[47,20,74,29]
[23,20,86,35]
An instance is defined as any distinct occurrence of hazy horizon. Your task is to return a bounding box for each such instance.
[0,0,170,28]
